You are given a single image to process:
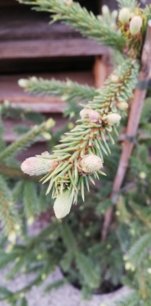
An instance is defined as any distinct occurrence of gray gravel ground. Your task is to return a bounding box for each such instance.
[0,268,131,306]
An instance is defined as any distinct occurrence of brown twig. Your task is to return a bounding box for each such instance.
[102,20,151,241]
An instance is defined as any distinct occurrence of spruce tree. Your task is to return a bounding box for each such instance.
[0,0,151,305]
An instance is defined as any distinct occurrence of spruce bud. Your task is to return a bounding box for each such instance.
[117,101,128,111]
[8,231,17,244]
[105,113,121,125]
[80,108,100,123]
[80,154,103,174]
[21,153,58,176]
[65,0,73,5]
[129,15,143,35]
[53,190,73,219]
[18,79,28,88]
[119,7,131,24]
[110,74,119,82]
[102,5,109,16]
[125,262,135,272]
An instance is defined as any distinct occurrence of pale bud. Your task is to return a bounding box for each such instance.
[139,172,146,180]
[119,7,131,24]
[102,5,109,16]
[15,224,21,232]
[53,190,73,219]
[8,231,17,244]
[147,268,151,274]
[129,15,143,35]
[29,77,37,82]
[65,0,72,6]
[110,74,119,82]
[80,154,103,174]
[18,79,28,88]
[21,154,58,176]
[117,102,128,111]
[80,108,100,123]
[45,119,55,129]
[125,261,135,272]
[27,217,34,225]
[105,113,121,125]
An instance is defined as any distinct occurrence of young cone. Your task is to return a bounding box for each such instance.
[80,108,100,123]
[119,7,131,24]
[129,16,143,35]
[80,154,103,174]
[105,112,121,126]
[21,152,58,176]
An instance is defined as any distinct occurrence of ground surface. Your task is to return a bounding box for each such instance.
[0,268,130,306]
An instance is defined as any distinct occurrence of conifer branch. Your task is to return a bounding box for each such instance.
[18,78,96,105]
[0,119,55,162]
[21,59,139,217]
[0,176,20,241]
[0,163,38,181]
[125,233,151,268]
[44,59,138,198]
[18,0,126,51]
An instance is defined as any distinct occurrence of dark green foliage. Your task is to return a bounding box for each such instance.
[0,97,150,303]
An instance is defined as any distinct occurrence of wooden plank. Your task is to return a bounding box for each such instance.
[0,14,77,41]
[0,71,94,113]
[0,6,109,59]
[0,39,109,60]
[0,0,18,6]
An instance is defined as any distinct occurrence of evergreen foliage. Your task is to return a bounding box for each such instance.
[0,119,54,162]
[0,176,20,241]
[19,60,139,217]
[0,0,151,305]
[18,0,126,50]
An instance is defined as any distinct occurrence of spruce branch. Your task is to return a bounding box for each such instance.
[21,59,139,217]
[0,119,55,162]
[18,78,96,104]
[18,0,126,51]
[0,176,20,242]
[0,163,39,181]
[124,233,151,269]
[18,78,97,116]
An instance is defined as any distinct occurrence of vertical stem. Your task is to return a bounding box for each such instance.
[102,21,151,240]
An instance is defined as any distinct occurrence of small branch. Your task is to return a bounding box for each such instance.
[102,21,151,240]
[0,163,38,181]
